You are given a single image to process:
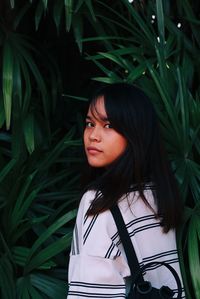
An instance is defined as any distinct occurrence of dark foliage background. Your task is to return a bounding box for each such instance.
[0,1,200,298]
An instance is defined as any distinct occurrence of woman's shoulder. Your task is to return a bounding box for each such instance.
[119,188,157,216]
[79,189,96,209]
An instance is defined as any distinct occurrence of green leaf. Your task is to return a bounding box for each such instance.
[72,14,83,52]
[23,113,35,154]
[177,67,189,152]
[126,63,147,83]
[0,257,15,299]
[13,246,56,269]
[147,64,180,140]
[156,0,165,46]
[65,0,73,31]
[92,77,121,84]
[26,209,77,266]
[36,127,76,171]
[13,3,31,30]
[121,0,154,44]
[0,95,5,127]
[85,0,96,22]
[17,276,31,299]
[62,94,88,102]
[25,233,72,273]
[176,207,193,299]
[74,0,85,12]
[53,0,64,31]
[31,273,67,298]
[188,214,200,299]
[3,41,14,129]
[0,158,17,183]
[10,171,38,231]
[42,0,48,10]
[35,1,44,31]
[9,0,15,9]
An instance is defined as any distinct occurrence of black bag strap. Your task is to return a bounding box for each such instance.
[110,204,144,283]
[110,205,182,298]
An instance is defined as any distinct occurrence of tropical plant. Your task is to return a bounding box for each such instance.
[0,0,87,298]
[80,1,200,298]
[0,125,82,298]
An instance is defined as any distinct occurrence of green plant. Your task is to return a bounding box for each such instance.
[0,126,82,298]
[0,1,87,298]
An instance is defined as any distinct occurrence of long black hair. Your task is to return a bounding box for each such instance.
[82,83,182,232]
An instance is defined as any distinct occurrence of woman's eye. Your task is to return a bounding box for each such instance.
[86,121,94,128]
[104,123,112,129]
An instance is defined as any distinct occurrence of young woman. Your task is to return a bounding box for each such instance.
[67,83,185,298]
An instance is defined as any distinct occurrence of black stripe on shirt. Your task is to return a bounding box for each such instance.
[67,291,125,298]
[83,214,99,244]
[114,222,161,248]
[105,243,122,259]
[69,281,125,289]
[142,250,178,263]
[68,281,126,298]
[111,214,158,242]
[126,214,159,229]
[129,222,161,238]
[74,223,79,254]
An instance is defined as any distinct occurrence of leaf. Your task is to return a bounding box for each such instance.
[97,52,125,68]
[147,64,180,140]
[177,67,189,152]
[72,14,83,52]
[0,158,17,183]
[9,0,15,9]
[121,0,154,44]
[156,0,165,46]
[92,77,121,84]
[17,276,31,299]
[75,0,85,12]
[126,63,147,83]
[23,113,35,154]
[13,2,31,30]
[30,273,67,298]
[62,94,88,102]
[35,1,44,31]
[0,257,15,299]
[10,171,38,231]
[65,0,73,31]
[3,41,14,130]
[36,127,76,171]
[12,246,56,269]
[188,214,200,299]
[42,0,48,10]
[53,0,64,31]
[26,210,77,265]
[85,0,96,22]
[25,233,72,273]
[176,207,193,299]
[0,95,5,127]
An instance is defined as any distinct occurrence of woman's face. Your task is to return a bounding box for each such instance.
[84,96,127,168]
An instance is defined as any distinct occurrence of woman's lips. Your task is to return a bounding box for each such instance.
[87,146,103,154]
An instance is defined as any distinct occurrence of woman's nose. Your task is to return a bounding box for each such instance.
[89,127,101,142]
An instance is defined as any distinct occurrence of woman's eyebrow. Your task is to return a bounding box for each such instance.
[86,114,109,122]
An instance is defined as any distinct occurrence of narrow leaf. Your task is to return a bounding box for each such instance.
[23,113,35,154]
[3,41,14,129]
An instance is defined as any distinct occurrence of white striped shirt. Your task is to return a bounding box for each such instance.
[67,189,185,298]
